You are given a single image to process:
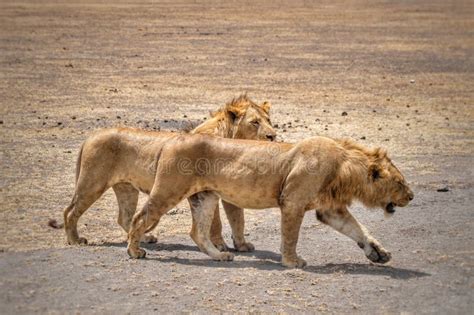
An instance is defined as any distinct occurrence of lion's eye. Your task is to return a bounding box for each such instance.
[251,120,260,127]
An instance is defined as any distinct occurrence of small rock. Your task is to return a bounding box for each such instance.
[65,63,73,68]
[0,120,3,124]
[71,116,76,120]
[183,114,188,118]
[341,111,348,116]
[57,122,62,126]
[437,187,449,192]
[410,79,415,84]
[360,136,366,140]
[116,115,121,119]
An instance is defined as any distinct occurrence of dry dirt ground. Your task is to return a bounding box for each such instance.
[1,0,473,313]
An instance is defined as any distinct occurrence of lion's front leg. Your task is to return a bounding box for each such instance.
[280,206,307,268]
[316,207,391,264]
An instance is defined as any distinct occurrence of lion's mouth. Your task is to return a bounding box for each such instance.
[385,202,396,213]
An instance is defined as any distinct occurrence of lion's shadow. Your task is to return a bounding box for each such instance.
[97,241,430,280]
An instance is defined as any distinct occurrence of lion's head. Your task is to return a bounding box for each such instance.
[191,94,276,141]
[216,95,276,141]
[365,148,414,214]
[326,140,414,214]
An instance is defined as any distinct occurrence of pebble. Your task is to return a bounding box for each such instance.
[437,187,449,192]
[341,111,348,116]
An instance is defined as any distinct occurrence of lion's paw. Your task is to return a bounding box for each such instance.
[213,241,230,252]
[282,256,307,268]
[366,242,391,264]
[68,237,88,245]
[234,241,255,252]
[127,247,147,259]
[141,234,158,244]
[214,251,234,261]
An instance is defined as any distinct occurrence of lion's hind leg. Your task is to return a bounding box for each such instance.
[64,186,106,245]
[316,207,391,264]
[190,195,229,252]
[113,183,157,244]
[209,203,229,251]
[222,201,254,252]
[190,192,234,261]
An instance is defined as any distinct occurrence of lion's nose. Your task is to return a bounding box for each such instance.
[266,134,276,141]
[408,191,414,201]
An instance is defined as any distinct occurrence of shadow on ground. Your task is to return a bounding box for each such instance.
[95,241,430,279]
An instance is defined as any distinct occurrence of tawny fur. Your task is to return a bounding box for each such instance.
[63,95,276,250]
[125,135,414,268]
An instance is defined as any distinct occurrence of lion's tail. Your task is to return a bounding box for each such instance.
[58,143,83,230]
[75,142,84,184]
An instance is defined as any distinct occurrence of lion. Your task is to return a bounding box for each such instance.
[63,95,276,249]
[126,135,414,268]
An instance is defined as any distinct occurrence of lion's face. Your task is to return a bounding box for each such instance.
[232,102,276,141]
[368,151,414,214]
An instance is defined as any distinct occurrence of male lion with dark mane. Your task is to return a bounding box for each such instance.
[127,135,414,268]
[63,95,276,249]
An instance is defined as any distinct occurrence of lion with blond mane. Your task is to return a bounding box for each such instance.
[126,135,414,267]
[63,95,276,249]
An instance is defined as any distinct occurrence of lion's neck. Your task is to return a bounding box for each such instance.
[322,151,373,208]
[191,115,234,138]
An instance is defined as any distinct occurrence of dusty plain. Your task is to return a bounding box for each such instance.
[0,0,473,313]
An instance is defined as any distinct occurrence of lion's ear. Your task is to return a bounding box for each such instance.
[374,147,388,159]
[368,164,383,181]
[261,101,271,114]
[226,105,245,122]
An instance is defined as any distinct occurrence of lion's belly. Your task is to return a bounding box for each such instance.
[214,186,280,210]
